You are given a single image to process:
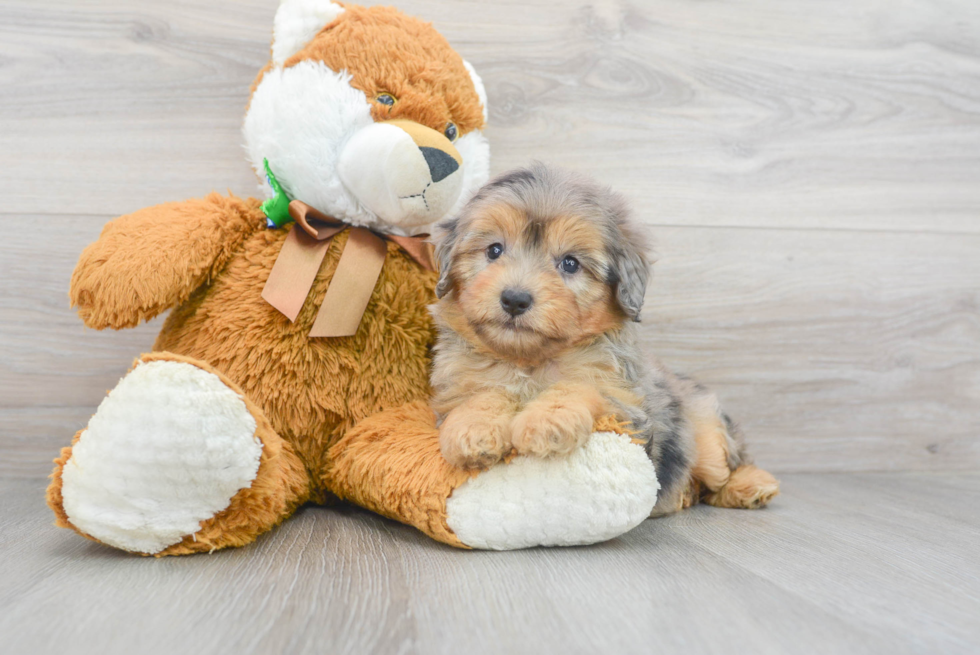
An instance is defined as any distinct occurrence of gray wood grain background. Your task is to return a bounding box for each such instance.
[1,0,978,478]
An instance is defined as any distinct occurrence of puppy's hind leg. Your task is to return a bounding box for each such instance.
[687,392,779,509]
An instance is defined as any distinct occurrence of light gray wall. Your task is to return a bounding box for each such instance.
[2,0,978,477]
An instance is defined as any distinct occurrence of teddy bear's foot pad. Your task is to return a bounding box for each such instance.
[60,360,263,554]
[445,431,659,550]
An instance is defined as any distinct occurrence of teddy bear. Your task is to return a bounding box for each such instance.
[45,0,660,555]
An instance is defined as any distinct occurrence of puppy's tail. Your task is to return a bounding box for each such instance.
[687,394,780,509]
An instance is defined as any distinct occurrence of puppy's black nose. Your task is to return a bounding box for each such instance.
[419,147,459,183]
[500,288,533,317]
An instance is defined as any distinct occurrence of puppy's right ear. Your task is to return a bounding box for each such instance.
[433,218,459,299]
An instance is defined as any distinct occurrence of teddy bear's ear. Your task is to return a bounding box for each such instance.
[462,60,488,124]
[271,0,345,67]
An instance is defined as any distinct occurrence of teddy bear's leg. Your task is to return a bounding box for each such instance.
[324,404,659,550]
[46,352,310,556]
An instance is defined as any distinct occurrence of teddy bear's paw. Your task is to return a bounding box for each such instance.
[445,431,659,550]
[59,359,264,554]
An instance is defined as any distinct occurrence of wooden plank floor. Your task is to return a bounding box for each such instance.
[1,472,978,655]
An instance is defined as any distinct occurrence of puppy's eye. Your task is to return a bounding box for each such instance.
[486,243,504,260]
[444,122,458,142]
[559,255,580,274]
[376,93,396,106]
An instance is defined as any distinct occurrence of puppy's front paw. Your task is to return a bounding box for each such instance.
[511,403,592,458]
[440,410,511,470]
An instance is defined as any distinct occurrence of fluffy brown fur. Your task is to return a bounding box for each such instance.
[47,5,490,553]
[326,401,475,548]
[251,3,484,139]
[430,163,780,515]
[49,189,445,551]
[65,191,440,489]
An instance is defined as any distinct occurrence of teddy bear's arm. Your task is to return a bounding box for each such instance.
[70,193,264,330]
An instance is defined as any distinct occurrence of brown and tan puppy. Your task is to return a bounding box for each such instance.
[430,163,779,515]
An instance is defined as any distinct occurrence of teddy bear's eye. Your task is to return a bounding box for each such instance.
[444,122,458,142]
[486,243,504,260]
[559,255,580,274]
[376,93,396,106]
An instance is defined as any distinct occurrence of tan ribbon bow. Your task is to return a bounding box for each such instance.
[261,200,436,337]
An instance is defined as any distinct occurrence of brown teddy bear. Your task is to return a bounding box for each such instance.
[46,0,661,555]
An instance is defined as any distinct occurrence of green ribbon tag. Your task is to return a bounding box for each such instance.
[260,158,293,228]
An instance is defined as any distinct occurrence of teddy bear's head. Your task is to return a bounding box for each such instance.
[243,0,490,236]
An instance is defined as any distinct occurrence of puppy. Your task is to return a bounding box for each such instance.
[430,163,779,515]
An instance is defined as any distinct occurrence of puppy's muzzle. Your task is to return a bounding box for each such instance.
[338,119,464,230]
[500,288,534,317]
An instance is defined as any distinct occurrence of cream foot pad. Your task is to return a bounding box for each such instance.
[446,431,659,550]
[61,360,263,554]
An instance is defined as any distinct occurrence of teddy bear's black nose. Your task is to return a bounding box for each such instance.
[419,147,459,183]
[500,288,534,317]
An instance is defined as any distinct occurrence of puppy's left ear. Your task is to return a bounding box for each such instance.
[611,235,651,322]
[433,218,460,299]
[595,184,650,321]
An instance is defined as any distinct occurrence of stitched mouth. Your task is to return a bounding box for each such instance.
[399,182,431,210]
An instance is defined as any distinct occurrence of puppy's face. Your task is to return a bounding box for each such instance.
[434,165,650,363]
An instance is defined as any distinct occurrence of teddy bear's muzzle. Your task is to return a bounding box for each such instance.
[337,119,464,229]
